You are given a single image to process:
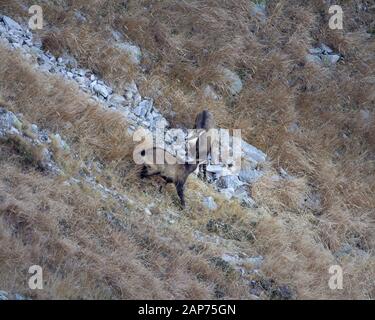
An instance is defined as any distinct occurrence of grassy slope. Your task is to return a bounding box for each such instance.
[0,0,374,299]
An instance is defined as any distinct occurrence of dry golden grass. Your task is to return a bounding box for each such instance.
[0,0,374,299]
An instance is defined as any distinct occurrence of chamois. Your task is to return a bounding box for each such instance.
[194,110,216,180]
[139,147,199,207]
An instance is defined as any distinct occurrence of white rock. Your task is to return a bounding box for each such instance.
[76,69,86,77]
[327,54,340,64]
[239,167,264,184]
[220,189,234,200]
[93,84,110,98]
[360,109,371,125]
[60,52,78,68]
[133,100,153,118]
[250,3,267,22]
[111,30,123,42]
[217,175,243,190]
[305,54,322,64]
[203,196,218,210]
[320,43,333,54]
[74,10,87,23]
[244,256,264,268]
[220,67,243,95]
[134,93,142,106]
[233,186,257,208]
[125,81,138,95]
[2,16,22,31]
[308,47,323,55]
[203,85,219,100]
[116,42,142,65]
[75,76,86,85]
[206,164,224,174]
[31,124,38,133]
[125,90,133,100]
[109,94,126,105]
[241,141,267,164]
[0,290,9,300]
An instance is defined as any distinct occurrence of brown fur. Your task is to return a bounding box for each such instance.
[139,147,198,207]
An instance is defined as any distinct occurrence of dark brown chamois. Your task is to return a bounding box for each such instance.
[139,147,198,207]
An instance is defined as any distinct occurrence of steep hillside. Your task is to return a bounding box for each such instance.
[0,0,374,300]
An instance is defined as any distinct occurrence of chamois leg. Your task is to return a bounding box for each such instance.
[140,166,148,179]
[202,163,207,181]
[175,181,186,208]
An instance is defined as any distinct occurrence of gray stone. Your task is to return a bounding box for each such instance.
[93,84,110,98]
[111,30,123,42]
[288,121,300,133]
[31,124,38,133]
[134,93,142,106]
[0,290,9,300]
[203,196,218,210]
[239,167,264,184]
[244,255,264,268]
[15,293,28,300]
[52,133,69,151]
[75,76,86,85]
[320,43,333,54]
[206,164,224,174]
[116,42,142,65]
[242,141,267,164]
[220,67,243,95]
[334,244,353,258]
[308,47,323,55]
[327,54,340,64]
[220,188,234,200]
[217,175,243,190]
[133,100,153,118]
[125,90,133,101]
[0,108,19,137]
[305,54,322,64]
[60,52,78,68]
[109,94,126,106]
[250,3,267,22]
[74,10,87,23]
[233,185,256,208]
[203,85,219,100]
[125,81,138,95]
[221,253,264,269]
[2,16,22,31]
[360,109,370,122]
